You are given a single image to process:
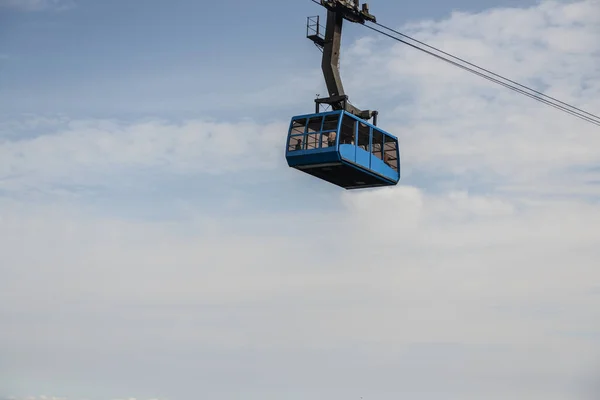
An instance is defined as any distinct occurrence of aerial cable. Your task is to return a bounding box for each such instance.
[308,0,600,126]
[371,21,600,123]
[360,23,600,127]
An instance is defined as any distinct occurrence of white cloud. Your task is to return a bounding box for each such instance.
[0,117,287,193]
[1,186,599,399]
[1,397,69,400]
[0,397,164,400]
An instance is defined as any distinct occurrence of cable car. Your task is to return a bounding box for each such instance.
[287,0,400,189]
[286,109,400,189]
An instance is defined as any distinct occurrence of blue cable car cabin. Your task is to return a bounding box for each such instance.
[285,110,400,189]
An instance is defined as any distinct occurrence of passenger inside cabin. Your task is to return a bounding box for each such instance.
[295,138,302,151]
[328,131,336,147]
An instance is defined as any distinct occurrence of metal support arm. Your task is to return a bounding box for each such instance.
[313,0,378,123]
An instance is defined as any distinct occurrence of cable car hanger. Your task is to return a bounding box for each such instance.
[285,0,400,190]
[308,0,600,127]
[307,0,380,125]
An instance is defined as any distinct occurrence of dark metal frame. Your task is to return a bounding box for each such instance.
[306,0,378,125]
[306,16,326,47]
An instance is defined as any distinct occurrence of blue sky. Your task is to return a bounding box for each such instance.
[1,0,600,400]
[0,0,540,121]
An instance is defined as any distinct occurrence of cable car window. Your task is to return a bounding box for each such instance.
[322,114,339,131]
[307,116,323,133]
[321,131,336,148]
[306,132,319,150]
[357,122,370,152]
[291,118,307,135]
[383,135,398,171]
[339,114,356,144]
[371,129,383,159]
[288,135,304,152]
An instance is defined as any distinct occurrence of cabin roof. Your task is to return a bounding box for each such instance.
[289,110,398,141]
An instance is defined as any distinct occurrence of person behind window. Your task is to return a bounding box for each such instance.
[295,138,302,151]
[327,131,336,147]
